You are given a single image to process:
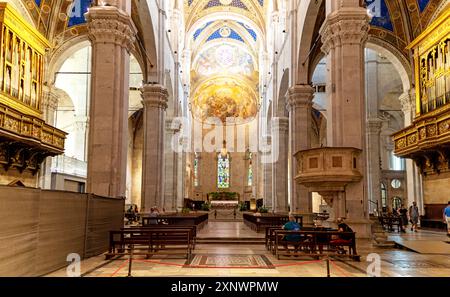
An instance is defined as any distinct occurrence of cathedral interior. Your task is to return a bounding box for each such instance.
[0,0,449,278]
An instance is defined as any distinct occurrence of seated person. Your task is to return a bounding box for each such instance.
[148,207,160,225]
[282,215,304,251]
[330,217,354,254]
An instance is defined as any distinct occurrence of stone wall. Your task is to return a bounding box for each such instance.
[196,151,249,200]
[0,186,124,276]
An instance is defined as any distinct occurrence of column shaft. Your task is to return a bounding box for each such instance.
[271,117,289,213]
[85,6,136,198]
[141,84,168,212]
[287,85,314,215]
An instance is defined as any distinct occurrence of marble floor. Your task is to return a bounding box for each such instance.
[198,221,264,238]
[46,222,450,277]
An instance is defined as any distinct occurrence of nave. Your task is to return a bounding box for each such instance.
[47,221,450,277]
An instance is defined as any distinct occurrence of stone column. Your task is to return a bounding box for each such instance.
[85,5,136,198]
[287,85,314,216]
[163,118,180,212]
[271,117,289,213]
[399,89,424,213]
[141,84,168,212]
[320,5,371,236]
[262,135,273,210]
[366,118,382,213]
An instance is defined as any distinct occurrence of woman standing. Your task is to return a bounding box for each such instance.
[409,202,420,232]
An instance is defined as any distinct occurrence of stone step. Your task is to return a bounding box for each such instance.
[373,242,396,248]
[196,237,265,245]
[196,240,264,245]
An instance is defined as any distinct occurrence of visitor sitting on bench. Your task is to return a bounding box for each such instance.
[282,214,304,251]
[330,217,353,254]
[148,206,160,225]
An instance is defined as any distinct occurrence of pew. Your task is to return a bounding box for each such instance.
[123,225,197,247]
[273,230,360,261]
[142,213,209,230]
[106,228,194,263]
[243,213,302,233]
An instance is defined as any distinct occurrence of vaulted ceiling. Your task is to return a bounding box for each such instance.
[366,0,447,57]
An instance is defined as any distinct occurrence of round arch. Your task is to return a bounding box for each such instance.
[366,38,413,93]
[296,0,323,85]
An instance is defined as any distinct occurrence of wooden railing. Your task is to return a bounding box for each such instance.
[0,102,66,152]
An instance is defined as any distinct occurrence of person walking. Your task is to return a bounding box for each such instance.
[443,201,450,237]
[409,202,420,232]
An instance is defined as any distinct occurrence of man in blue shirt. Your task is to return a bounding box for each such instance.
[443,201,450,237]
[283,214,302,242]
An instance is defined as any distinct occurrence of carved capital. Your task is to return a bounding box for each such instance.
[366,118,383,134]
[287,85,314,111]
[271,117,289,132]
[141,84,169,110]
[399,90,415,114]
[320,8,370,54]
[85,6,137,50]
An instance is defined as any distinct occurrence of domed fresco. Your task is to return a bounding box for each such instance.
[189,23,259,124]
[191,75,258,122]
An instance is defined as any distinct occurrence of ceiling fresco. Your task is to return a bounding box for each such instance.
[365,0,446,57]
[186,0,262,124]
[190,75,258,123]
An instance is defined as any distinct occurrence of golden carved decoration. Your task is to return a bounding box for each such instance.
[438,120,450,134]
[0,4,49,118]
[426,124,437,136]
[407,134,417,145]
[0,102,66,153]
[406,7,450,116]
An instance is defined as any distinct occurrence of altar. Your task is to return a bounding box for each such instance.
[210,200,239,209]
[208,192,239,209]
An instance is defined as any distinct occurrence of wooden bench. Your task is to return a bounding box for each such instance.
[105,228,194,263]
[274,230,360,261]
[123,225,197,248]
[379,216,402,232]
[243,213,302,233]
[265,226,335,254]
[142,213,209,230]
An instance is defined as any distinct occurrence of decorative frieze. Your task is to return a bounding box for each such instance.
[393,104,450,175]
[0,102,66,152]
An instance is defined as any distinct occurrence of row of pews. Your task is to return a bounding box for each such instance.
[265,226,360,261]
[106,213,209,272]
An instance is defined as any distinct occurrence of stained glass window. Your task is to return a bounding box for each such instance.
[247,152,253,186]
[194,154,199,187]
[217,154,230,188]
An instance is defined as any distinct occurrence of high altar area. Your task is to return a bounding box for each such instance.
[0,0,449,277]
